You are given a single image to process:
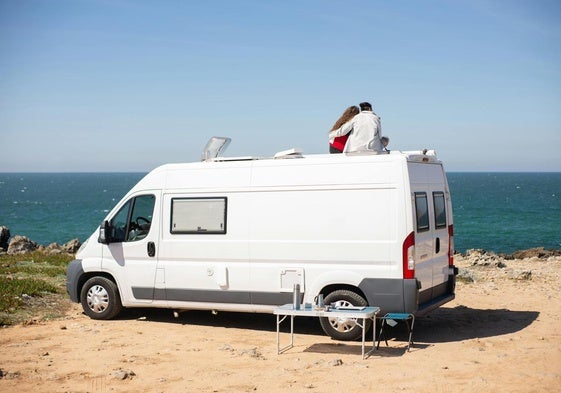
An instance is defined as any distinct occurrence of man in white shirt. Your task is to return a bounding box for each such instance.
[328,102,383,153]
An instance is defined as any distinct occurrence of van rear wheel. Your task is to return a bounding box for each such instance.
[319,289,371,341]
[80,276,122,320]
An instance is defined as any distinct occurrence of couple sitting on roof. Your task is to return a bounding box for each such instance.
[329,101,389,154]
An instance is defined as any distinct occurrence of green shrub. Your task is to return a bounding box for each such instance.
[0,276,59,312]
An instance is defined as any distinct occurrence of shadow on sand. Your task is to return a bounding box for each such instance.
[415,305,539,343]
[114,307,324,335]
[110,305,538,347]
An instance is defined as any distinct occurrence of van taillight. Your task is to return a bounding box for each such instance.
[448,224,454,266]
[402,231,415,279]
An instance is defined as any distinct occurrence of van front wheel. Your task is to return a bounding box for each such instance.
[319,289,371,341]
[80,276,122,320]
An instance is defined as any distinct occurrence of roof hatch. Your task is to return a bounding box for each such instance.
[201,136,231,162]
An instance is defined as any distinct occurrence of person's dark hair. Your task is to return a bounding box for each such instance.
[331,106,359,131]
[359,102,372,111]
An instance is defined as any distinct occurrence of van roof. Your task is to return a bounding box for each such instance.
[204,149,440,164]
[199,136,440,164]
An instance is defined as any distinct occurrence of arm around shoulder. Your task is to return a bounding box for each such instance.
[329,119,353,138]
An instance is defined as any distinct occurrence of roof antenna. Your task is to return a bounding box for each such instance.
[201,136,231,161]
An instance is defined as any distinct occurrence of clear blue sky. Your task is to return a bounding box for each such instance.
[1,0,560,172]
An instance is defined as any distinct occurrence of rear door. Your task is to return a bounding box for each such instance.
[430,189,451,298]
[413,190,433,302]
[410,163,450,303]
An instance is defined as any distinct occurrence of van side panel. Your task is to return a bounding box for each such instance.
[248,159,404,307]
[158,166,253,306]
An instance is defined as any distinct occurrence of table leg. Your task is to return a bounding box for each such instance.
[290,315,294,348]
[372,315,376,351]
[276,315,293,354]
[276,314,280,354]
[361,317,366,359]
[364,315,377,359]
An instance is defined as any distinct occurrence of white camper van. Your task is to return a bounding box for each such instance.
[67,138,457,341]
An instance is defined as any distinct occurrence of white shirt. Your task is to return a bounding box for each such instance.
[328,110,383,152]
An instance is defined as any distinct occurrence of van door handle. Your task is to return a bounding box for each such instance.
[435,237,440,254]
[147,241,156,257]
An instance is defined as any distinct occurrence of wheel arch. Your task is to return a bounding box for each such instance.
[320,283,369,305]
[77,271,119,301]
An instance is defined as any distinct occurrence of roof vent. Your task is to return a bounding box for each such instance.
[274,148,303,159]
[201,136,231,162]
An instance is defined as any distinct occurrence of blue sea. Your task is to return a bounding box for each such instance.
[1,172,560,254]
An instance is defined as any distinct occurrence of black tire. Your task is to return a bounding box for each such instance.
[319,289,371,341]
[80,276,123,320]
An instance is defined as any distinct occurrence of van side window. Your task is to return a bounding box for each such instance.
[414,192,429,232]
[110,194,155,242]
[433,192,447,229]
[171,197,227,234]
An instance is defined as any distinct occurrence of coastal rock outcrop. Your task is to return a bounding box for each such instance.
[461,249,507,267]
[0,226,81,255]
[42,239,81,255]
[61,239,81,254]
[507,247,561,260]
[7,235,39,254]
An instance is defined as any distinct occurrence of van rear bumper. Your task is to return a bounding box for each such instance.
[359,278,419,315]
[66,259,84,303]
[359,266,457,315]
[417,293,455,316]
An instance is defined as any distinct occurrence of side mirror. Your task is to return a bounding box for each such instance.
[98,220,112,244]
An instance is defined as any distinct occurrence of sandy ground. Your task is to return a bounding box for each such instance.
[1,254,560,393]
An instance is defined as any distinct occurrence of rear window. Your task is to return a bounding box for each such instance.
[414,192,429,232]
[433,192,447,229]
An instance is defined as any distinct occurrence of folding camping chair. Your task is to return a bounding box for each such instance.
[377,313,415,351]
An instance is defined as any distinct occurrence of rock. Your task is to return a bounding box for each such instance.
[328,359,343,367]
[7,235,39,254]
[0,369,20,379]
[46,242,60,250]
[509,270,532,280]
[456,268,476,283]
[508,247,561,260]
[0,226,10,251]
[61,238,81,253]
[220,344,234,352]
[5,235,81,255]
[112,369,136,380]
[465,249,488,257]
[238,347,264,359]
